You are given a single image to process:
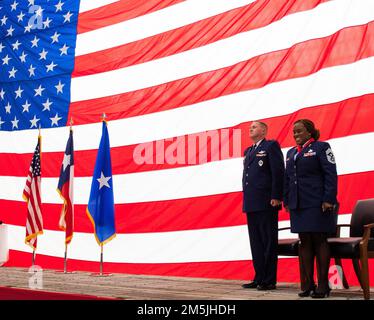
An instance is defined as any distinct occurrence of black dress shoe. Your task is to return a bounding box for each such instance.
[242,281,258,289]
[311,288,331,299]
[298,285,316,297]
[257,284,276,291]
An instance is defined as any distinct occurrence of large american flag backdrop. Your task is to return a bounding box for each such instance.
[1,0,374,284]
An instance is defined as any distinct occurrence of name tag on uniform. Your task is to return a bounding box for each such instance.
[256,150,267,157]
[303,149,316,157]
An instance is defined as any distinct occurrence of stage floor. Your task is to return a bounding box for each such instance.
[0,267,371,300]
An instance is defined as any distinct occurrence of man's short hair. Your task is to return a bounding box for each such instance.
[254,121,268,133]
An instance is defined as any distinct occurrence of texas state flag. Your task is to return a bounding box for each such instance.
[57,128,74,245]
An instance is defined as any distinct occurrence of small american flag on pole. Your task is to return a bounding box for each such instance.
[22,133,43,250]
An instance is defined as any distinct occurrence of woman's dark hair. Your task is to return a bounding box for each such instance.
[294,119,320,140]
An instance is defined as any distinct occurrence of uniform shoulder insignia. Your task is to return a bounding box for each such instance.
[325,148,336,164]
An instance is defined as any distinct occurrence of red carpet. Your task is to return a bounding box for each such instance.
[0,286,119,300]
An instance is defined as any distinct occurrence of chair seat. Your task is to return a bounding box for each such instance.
[277,238,299,256]
[328,237,374,258]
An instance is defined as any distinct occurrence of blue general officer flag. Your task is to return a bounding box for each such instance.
[0,0,80,131]
[87,120,116,245]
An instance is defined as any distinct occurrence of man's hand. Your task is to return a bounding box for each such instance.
[270,199,282,207]
[322,202,334,212]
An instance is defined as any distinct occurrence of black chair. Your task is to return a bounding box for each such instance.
[277,205,349,292]
[328,199,374,300]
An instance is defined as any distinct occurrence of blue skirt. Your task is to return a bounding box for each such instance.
[290,207,337,234]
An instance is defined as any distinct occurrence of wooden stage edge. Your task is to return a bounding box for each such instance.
[0,267,371,300]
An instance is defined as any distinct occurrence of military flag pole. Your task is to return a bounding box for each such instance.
[99,114,107,277]
[56,118,75,274]
[33,126,41,267]
[63,118,73,273]
[88,113,115,277]
[100,243,104,275]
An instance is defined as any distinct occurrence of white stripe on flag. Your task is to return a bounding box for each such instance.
[79,0,120,13]
[7,215,352,263]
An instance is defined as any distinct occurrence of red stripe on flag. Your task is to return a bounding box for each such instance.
[3,171,374,233]
[4,250,372,286]
[77,0,184,34]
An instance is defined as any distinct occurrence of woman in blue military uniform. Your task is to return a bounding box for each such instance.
[284,119,338,298]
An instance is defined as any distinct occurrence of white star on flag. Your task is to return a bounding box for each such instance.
[39,48,48,60]
[35,6,43,17]
[22,100,31,113]
[1,16,8,26]
[5,102,11,113]
[11,116,19,129]
[8,67,17,78]
[2,55,11,65]
[19,51,27,63]
[59,44,69,55]
[51,32,60,43]
[50,113,62,126]
[15,86,23,98]
[97,172,111,190]
[63,11,73,23]
[29,115,40,128]
[55,1,64,12]
[10,1,19,11]
[17,11,25,22]
[24,23,32,33]
[34,85,45,96]
[46,61,57,72]
[31,36,39,48]
[6,26,15,37]
[43,17,52,29]
[55,81,65,94]
[42,99,52,111]
[12,40,21,50]
[62,153,71,171]
[28,64,36,76]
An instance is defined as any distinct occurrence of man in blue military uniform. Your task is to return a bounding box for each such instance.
[242,121,284,290]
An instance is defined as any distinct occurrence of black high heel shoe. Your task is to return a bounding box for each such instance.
[311,288,331,299]
[298,285,316,297]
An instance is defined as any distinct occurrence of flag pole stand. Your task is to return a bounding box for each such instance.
[91,244,112,277]
[64,244,68,273]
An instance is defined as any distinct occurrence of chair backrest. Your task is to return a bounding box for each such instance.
[350,199,374,237]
